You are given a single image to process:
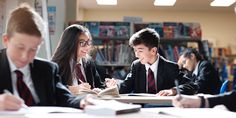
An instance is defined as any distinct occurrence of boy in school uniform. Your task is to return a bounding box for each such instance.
[107,28,184,94]
[0,3,86,111]
[158,48,222,96]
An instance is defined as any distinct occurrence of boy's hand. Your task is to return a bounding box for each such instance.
[157,88,177,96]
[105,78,117,88]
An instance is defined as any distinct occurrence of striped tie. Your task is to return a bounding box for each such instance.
[15,70,35,106]
[75,64,86,83]
[147,68,156,94]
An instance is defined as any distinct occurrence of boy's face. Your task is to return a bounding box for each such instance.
[133,44,158,65]
[3,33,42,68]
[182,55,197,72]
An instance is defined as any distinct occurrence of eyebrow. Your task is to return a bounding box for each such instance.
[79,39,90,41]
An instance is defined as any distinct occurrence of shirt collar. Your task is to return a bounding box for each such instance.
[77,59,83,67]
[193,61,200,76]
[145,55,159,72]
[7,54,30,76]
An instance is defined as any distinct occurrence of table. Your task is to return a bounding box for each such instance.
[99,94,174,106]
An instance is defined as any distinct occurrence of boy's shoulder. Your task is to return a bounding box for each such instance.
[33,57,58,68]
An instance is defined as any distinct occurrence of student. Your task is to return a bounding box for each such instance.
[52,24,105,95]
[0,3,86,110]
[0,93,23,111]
[172,91,236,112]
[158,48,222,96]
[113,28,182,94]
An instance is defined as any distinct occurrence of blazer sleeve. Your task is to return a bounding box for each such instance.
[119,62,136,94]
[91,61,105,89]
[178,72,199,95]
[53,63,83,108]
[207,91,236,112]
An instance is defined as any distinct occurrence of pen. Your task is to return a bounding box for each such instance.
[3,89,29,109]
[78,79,84,84]
[174,79,182,100]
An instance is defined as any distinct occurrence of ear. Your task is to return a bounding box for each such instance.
[2,34,10,48]
[151,47,158,55]
[190,53,196,60]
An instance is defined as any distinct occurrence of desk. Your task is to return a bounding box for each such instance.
[2,108,235,118]
[99,94,174,106]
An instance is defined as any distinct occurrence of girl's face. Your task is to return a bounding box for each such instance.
[77,33,92,60]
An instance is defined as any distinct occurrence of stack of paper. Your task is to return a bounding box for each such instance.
[84,99,141,116]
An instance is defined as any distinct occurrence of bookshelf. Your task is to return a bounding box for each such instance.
[69,21,206,80]
[159,38,206,62]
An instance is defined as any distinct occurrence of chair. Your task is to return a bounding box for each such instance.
[220,80,229,94]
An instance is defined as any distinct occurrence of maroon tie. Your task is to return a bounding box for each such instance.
[147,68,156,94]
[75,64,86,83]
[15,70,35,106]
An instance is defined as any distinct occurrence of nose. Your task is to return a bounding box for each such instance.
[21,51,29,62]
[135,52,139,58]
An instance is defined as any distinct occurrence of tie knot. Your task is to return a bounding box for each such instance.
[76,63,82,68]
[148,68,152,73]
[15,70,23,79]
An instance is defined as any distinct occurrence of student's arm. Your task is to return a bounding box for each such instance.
[119,62,136,94]
[207,91,236,111]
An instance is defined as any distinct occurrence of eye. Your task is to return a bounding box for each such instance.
[17,46,24,50]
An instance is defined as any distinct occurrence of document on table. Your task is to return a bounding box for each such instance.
[127,93,157,97]
[143,107,236,118]
[0,106,82,115]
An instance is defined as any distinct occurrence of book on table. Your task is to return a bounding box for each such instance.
[78,86,120,97]
[84,99,141,116]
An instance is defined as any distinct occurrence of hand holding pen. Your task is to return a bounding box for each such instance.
[174,79,182,101]
[2,89,28,110]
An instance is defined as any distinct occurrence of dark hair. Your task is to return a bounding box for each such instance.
[129,28,160,50]
[6,3,45,38]
[51,24,91,85]
[181,48,202,61]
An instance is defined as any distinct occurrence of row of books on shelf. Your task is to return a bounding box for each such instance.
[69,21,131,38]
[134,22,201,39]
[161,45,186,62]
[69,21,202,39]
[211,47,232,58]
[94,43,134,65]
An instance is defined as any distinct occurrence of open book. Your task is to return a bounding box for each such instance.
[84,99,141,116]
[78,86,120,97]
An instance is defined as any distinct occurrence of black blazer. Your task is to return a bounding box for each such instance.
[193,61,222,94]
[0,49,82,108]
[60,58,105,89]
[208,91,236,112]
[119,56,180,94]
[179,61,222,95]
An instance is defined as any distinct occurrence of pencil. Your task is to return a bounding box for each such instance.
[78,79,84,84]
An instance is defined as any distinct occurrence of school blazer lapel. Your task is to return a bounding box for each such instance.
[0,49,14,93]
[29,61,46,104]
[138,64,147,92]
[156,56,164,92]
[82,59,95,88]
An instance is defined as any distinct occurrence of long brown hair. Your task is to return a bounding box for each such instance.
[51,24,92,85]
